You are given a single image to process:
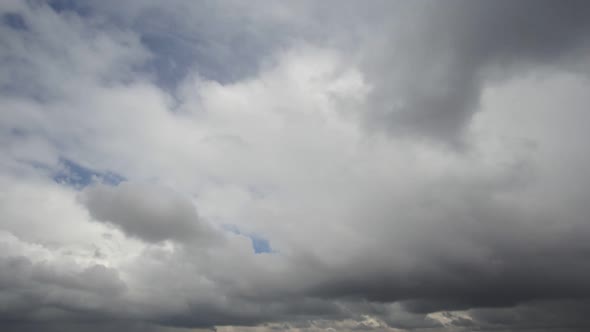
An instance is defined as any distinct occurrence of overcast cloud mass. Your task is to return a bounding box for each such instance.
[2,0,590,331]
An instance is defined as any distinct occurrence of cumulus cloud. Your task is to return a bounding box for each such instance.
[81,182,218,244]
[2,1,590,331]
[357,0,590,144]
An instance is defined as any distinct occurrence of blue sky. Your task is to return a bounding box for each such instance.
[53,157,125,189]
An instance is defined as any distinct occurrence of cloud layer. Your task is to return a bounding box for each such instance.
[2,1,590,331]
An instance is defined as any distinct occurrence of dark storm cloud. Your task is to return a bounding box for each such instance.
[276,149,590,329]
[307,229,590,310]
[363,0,590,143]
[468,300,590,331]
[299,190,590,311]
[0,255,127,323]
[81,183,218,244]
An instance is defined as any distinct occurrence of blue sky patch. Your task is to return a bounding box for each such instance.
[53,158,125,189]
[222,224,274,254]
[250,234,272,254]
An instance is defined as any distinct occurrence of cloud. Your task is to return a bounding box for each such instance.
[81,182,218,244]
[0,231,128,322]
[2,1,590,332]
[357,0,590,144]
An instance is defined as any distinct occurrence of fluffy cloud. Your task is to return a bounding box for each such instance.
[81,183,218,244]
[2,1,590,331]
[359,0,590,144]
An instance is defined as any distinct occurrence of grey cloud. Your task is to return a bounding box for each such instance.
[54,0,590,142]
[0,2,149,101]
[54,0,298,87]
[32,263,126,297]
[0,255,127,323]
[81,182,217,244]
[0,321,206,332]
[3,1,590,332]
[467,300,590,331]
[361,0,590,143]
[301,190,590,309]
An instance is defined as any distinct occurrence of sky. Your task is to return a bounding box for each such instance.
[1,1,590,331]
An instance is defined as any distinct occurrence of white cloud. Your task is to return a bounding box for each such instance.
[2,1,590,331]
